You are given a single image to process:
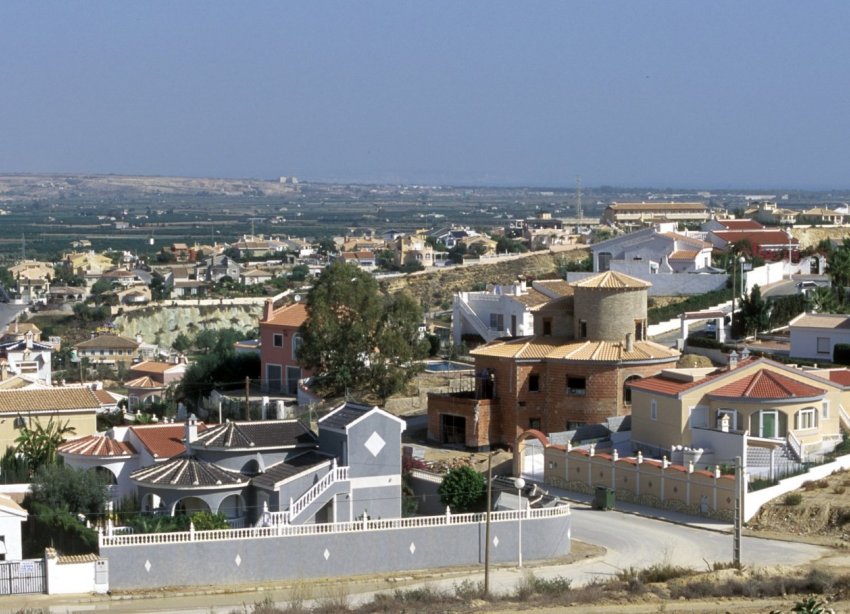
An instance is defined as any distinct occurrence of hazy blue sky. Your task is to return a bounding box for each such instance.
[1,2,848,188]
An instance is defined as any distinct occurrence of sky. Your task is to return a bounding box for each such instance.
[1,2,849,189]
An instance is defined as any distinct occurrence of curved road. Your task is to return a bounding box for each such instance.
[19,501,828,613]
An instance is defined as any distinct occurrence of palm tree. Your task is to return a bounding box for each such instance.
[14,417,76,472]
[827,246,850,305]
[807,286,839,314]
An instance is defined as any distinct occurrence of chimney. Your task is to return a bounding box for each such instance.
[728,350,739,370]
[135,333,143,344]
[517,276,527,294]
[625,332,634,353]
[263,299,274,321]
[185,413,199,448]
[25,330,33,349]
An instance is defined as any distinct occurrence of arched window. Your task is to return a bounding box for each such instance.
[623,375,641,405]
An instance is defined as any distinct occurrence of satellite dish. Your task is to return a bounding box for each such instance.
[294,294,302,302]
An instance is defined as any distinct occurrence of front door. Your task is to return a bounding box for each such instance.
[761,410,778,438]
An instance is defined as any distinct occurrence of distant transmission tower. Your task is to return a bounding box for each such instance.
[21,234,25,260]
[575,176,583,226]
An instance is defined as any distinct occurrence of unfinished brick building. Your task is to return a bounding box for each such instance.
[427,271,680,450]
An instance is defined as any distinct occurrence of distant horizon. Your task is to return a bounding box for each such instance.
[2,169,850,195]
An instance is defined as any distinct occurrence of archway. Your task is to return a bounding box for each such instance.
[513,429,549,480]
[173,496,211,517]
[141,492,162,513]
[92,466,118,485]
[217,494,245,521]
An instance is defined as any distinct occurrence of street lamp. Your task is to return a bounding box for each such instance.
[514,476,526,568]
[738,255,746,298]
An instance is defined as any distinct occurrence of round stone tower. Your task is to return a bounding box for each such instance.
[571,271,650,342]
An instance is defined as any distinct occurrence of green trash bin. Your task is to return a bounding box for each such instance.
[594,486,615,510]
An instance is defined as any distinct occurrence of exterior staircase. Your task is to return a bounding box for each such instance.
[266,466,350,526]
[455,298,507,343]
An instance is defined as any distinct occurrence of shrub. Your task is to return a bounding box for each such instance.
[815,479,830,489]
[437,466,485,512]
[833,485,846,495]
[784,493,804,506]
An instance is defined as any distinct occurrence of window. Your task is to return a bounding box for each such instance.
[634,319,645,341]
[817,337,830,354]
[797,407,817,430]
[292,334,303,359]
[822,400,830,420]
[650,399,657,421]
[716,408,738,431]
[579,320,587,339]
[567,421,585,430]
[542,318,552,336]
[567,377,586,396]
[528,374,540,392]
[489,313,504,331]
[273,333,284,348]
[529,418,541,430]
[598,252,612,271]
[623,375,641,405]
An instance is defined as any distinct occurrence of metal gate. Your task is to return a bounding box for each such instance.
[0,559,46,595]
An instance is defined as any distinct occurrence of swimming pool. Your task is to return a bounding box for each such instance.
[424,360,475,373]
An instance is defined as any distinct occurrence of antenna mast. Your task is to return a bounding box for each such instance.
[575,176,583,227]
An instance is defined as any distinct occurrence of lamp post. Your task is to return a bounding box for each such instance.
[731,253,738,340]
[739,255,746,298]
[514,476,526,568]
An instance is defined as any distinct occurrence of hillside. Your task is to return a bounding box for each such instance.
[385,250,588,311]
[793,226,850,249]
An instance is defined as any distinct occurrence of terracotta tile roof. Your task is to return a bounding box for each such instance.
[130,361,179,375]
[75,334,140,350]
[511,288,551,308]
[790,313,850,330]
[571,271,651,290]
[532,280,574,297]
[717,219,763,230]
[263,302,308,327]
[131,457,245,488]
[93,389,119,405]
[711,230,799,246]
[125,375,165,389]
[708,369,826,400]
[58,434,136,457]
[130,423,208,459]
[0,388,101,414]
[192,420,316,450]
[669,250,699,260]
[471,336,679,363]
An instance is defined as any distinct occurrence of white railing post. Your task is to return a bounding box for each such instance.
[190,521,195,542]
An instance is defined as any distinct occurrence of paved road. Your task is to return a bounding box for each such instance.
[18,500,827,613]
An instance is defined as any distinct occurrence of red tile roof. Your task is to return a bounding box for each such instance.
[130,423,207,459]
[711,230,799,246]
[262,302,308,327]
[708,369,825,400]
[717,219,763,230]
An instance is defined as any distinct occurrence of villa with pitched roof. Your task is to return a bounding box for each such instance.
[628,356,850,469]
[0,387,100,450]
[60,402,405,528]
[259,299,311,395]
[590,227,714,274]
[429,271,680,449]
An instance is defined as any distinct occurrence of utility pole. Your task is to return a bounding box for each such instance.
[245,376,251,421]
[484,451,494,596]
[575,176,582,225]
[733,455,742,567]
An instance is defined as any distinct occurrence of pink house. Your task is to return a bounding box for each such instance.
[259,300,311,395]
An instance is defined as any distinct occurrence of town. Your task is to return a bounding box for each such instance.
[0,186,849,611]
[3,3,849,612]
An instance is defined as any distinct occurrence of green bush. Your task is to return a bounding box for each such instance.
[437,466,486,512]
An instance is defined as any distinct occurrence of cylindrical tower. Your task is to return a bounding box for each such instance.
[572,271,649,342]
